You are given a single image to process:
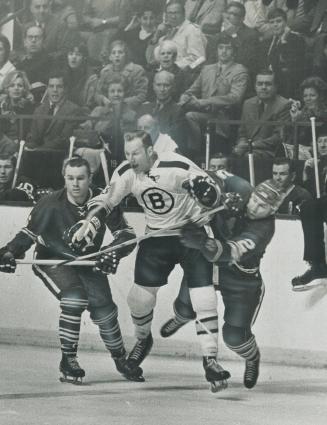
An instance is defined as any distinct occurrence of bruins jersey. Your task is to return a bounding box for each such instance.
[88,152,209,233]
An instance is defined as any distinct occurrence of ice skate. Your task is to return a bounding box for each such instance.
[203,356,231,393]
[292,264,327,292]
[160,317,187,338]
[244,352,260,389]
[59,354,85,385]
[113,351,145,382]
[126,333,153,370]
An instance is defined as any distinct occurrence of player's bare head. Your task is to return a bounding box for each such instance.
[247,179,284,219]
[272,158,295,190]
[124,130,154,173]
[137,114,160,143]
[209,152,231,172]
[63,157,91,203]
[0,154,15,187]
[153,70,175,102]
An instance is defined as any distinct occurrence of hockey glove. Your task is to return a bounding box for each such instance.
[63,217,102,254]
[221,192,243,216]
[94,252,119,274]
[182,176,220,209]
[0,249,16,273]
[180,222,223,263]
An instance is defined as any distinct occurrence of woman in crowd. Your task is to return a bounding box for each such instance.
[0,70,35,145]
[147,40,193,101]
[120,5,158,69]
[63,42,99,109]
[290,76,327,147]
[95,40,148,110]
[0,34,15,89]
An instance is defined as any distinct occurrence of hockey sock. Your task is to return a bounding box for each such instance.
[189,286,218,357]
[127,284,160,340]
[59,296,88,355]
[91,305,125,355]
[223,324,259,361]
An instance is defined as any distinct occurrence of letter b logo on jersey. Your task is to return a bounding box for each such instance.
[142,188,174,215]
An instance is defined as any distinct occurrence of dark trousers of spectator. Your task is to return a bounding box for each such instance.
[300,196,327,264]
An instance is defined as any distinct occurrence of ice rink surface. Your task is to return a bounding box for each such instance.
[0,344,326,425]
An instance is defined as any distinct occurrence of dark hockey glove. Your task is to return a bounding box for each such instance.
[94,228,136,274]
[63,217,102,254]
[221,192,243,216]
[94,252,119,274]
[0,248,16,273]
[180,222,223,262]
[182,176,220,209]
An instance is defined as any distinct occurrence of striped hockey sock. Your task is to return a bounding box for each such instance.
[92,307,125,355]
[225,334,259,361]
[59,297,88,355]
[131,310,154,340]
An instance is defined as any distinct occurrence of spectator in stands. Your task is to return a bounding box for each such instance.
[14,24,51,103]
[0,34,15,89]
[208,152,231,172]
[95,40,148,110]
[63,41,98,109]
[289,76,327,147]
[140,70,188,154]
[153,0,207,70]
[77,75,137,165]
[51,0,78,27]
[147,40,193,101]
[0,70,35,142]
[26,72,82,151]
[234,69,290,158]
[308,0,327,36]
[22,0,80,60]
[137,114,178,154]
[302,129,327,197]
[185,0,225,35]
[219,1,261,84]
[0,154,36,203]
[271,157,312,214]
[180,33,248,155]
[0,131,17,155]
[120,5,157,69]
[311,34,327,83]
[260,8,306,99]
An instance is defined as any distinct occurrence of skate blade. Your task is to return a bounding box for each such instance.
[210,379,228,393]
[124,374,145,383]
[59,375,84,385]
[292,279,327,292]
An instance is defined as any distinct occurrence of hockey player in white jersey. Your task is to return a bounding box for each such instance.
[68,130,231,390]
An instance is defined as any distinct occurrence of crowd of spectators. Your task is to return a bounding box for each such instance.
[1,0,327,209]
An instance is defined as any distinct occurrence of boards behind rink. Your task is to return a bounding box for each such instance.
[0,207,327,368]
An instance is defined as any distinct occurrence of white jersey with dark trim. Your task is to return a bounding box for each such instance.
[88,152,208,233]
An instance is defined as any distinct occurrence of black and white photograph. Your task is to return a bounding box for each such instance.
[0,1,327,424]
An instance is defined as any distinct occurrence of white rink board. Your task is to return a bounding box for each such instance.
[0,206,326,363]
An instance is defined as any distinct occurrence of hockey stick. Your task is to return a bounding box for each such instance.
[68,136,76,159]
[100,149,110,186]
[248,138,255,187]
[310,117,321,198]
[16,259,96,266]
[55,204,227,267]
[11,140,25,189]
[205,126,210,170]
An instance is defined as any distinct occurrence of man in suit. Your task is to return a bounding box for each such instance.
[156,0,207,70]
[27,72,82,151]
[233,69,290,159]
[180,33,248,154]
[139,70,188,154]
[260,7,305,99]
[185,0,225,34]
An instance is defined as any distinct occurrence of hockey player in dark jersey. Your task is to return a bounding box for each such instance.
[161,177,283,390]
[0,156,144,384]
